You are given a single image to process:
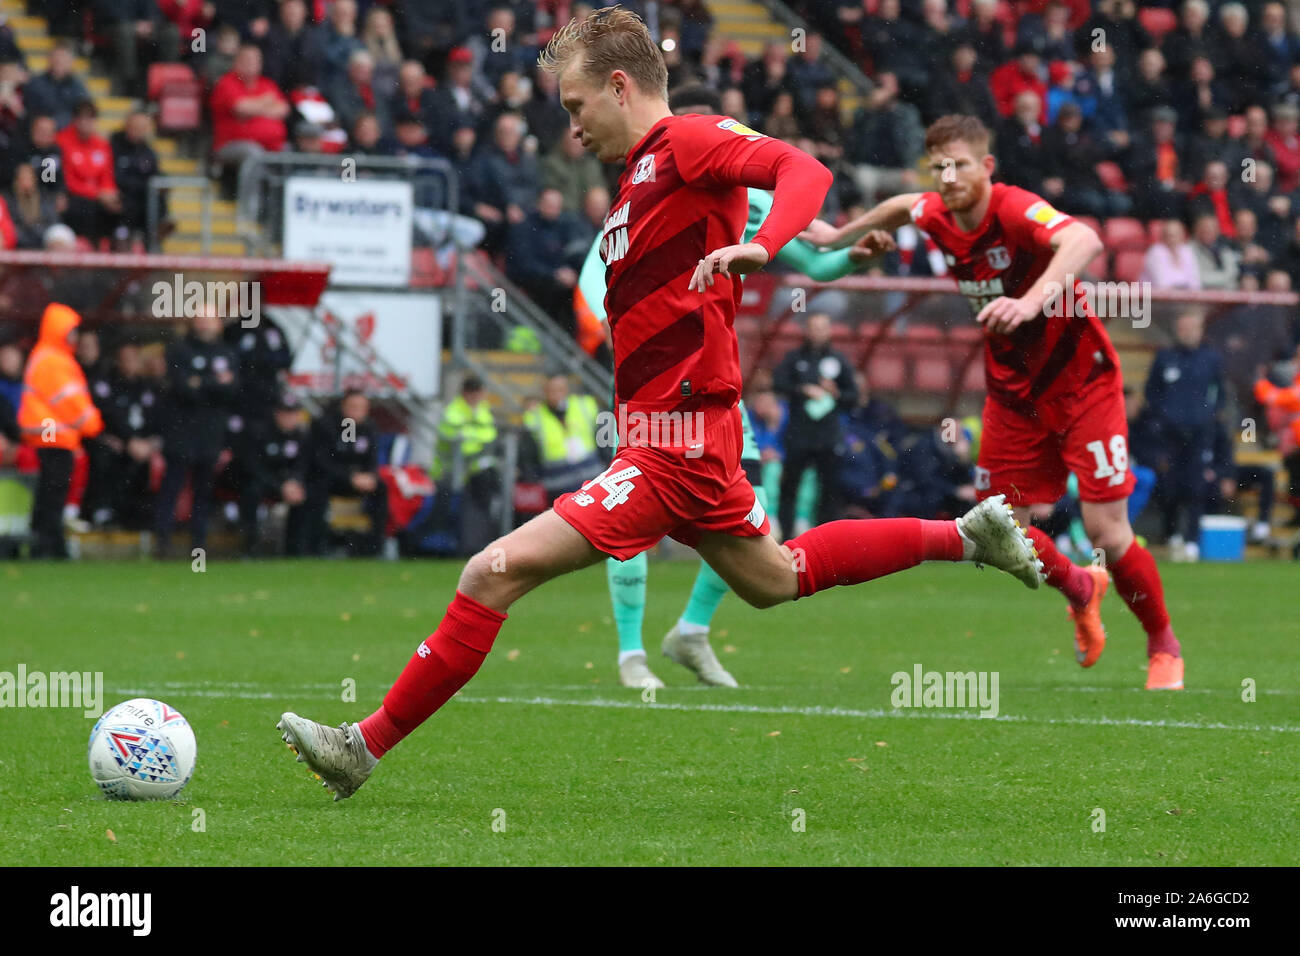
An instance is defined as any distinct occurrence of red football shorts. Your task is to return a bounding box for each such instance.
[975,374,1137,506]
[553,403,770,560]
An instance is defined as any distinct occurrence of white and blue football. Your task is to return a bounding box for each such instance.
[88,698,197,800]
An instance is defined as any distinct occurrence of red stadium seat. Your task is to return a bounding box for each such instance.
[148,63,197,101]
[1094,161,1128,193]
[914,356,952,393]
[149,63,203,133]
[1138,8,1178,44]
[1147,219,1164,244]
[1112,249,1146,283]
[904,324,944,340]
[949,324,984,345]
[866,349,908,391]
[1103,217,1146,251]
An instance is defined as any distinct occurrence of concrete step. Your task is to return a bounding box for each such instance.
[7,14,47,35]
[15,33,52,50]
[162,237,247,256]
[709,19,790,39]
[170,197,237,217]
[707,1,770,16]
[21,53,93,74]
[95,95,138,117]
[172,217,240,237]
[160,156,201,175]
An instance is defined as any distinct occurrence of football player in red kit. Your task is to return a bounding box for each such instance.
[801,114,1183,692]
[276,12,1044,801]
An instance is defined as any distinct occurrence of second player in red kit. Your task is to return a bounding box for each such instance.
[805,114,1184,691]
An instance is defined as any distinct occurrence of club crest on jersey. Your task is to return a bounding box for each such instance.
[985,245,1011,270]
[1024,200,1067,229]
[632,153,656,184]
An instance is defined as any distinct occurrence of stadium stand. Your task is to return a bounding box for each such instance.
[0,0,1296,560]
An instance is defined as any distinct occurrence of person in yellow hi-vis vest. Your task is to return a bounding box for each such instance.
[432,376,501,554]
[522,373,602,498]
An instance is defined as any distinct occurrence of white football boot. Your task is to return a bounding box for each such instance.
[277,712,378,801]
[662,624,739,687]
[955,494,1045,589]
[619,653,665,689]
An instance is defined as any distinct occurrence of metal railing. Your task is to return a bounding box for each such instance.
[456,256,614,416]
[146,176,215,253]
[754,0,875,102]
[234,151,458,256]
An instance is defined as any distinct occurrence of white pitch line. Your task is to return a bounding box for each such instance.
[109,683,1300,733]
[454,694,1300,734]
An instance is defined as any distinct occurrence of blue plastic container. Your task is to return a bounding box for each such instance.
[1199,515,1247,561]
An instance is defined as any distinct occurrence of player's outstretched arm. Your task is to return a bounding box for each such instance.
[799,193,921,249]
[977,220,1104,335]
[678,122,833,290]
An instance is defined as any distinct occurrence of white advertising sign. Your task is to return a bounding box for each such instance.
[278,292,441,397]
[283,177,413,287]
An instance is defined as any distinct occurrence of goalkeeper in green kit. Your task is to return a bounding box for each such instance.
[579,83,886,688]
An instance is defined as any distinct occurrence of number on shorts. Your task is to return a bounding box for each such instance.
[583,462,642,511]
[1085,435,1128,486]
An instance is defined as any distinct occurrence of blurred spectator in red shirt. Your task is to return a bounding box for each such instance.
[1264,102,1300,193]
[158,0,214,52]
[210,44,289,183]
[990,42,1047,122]
[55,100,122,244]
[0,192,17,249]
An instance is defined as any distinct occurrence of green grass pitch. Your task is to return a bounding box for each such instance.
[1,558,1296,866]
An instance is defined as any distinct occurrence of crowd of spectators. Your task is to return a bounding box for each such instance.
[0,310,392,560]
[4,1,1300,557]
[15,1,1300,292]
[745,310,1300,552]
[0,34,164,251]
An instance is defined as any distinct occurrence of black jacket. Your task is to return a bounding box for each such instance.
[110,129,161,221]
[309,410,379,490]
[161,333,240,459]
[224,318,293,423]
[773,341,858,450]
[90,370,160,441]
[242,418,310,489]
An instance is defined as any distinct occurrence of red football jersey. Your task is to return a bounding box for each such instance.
[910,183,1119,412]
[602,113,829,413]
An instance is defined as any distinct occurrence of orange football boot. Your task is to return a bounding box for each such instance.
[1145,652,1185,690]
[1066,564,1110,667]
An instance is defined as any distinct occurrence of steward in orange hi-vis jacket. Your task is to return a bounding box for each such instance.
[18,302,103,558]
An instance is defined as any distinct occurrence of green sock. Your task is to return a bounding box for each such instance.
[607,553,647,660]
[680,560,730,631]
[680,486,766,631]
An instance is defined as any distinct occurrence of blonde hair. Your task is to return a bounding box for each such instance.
[538,5,668,100]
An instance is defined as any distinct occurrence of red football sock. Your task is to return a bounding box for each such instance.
[1025,526,1094,607]
[358,591,506,757]
[1110,540,1180,658]
[786,518,963,598]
